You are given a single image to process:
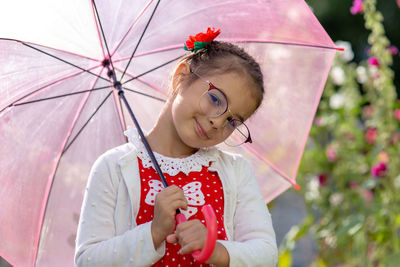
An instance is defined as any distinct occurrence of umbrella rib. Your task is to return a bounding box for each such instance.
[33,68,106,264]
[92,0,116,75]
[22,42,109,82]
[0,67,102,114]
[0,38,102,62]
[13,86,111,106]
[121,55,182,85]
[112,38,341,65]
[110,0,155,58]
[62,91,113,154]
[120,0,161,82]
[122,87,166,102]
[113,65,167,97]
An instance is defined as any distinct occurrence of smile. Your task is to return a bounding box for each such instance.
[194,119,209,139]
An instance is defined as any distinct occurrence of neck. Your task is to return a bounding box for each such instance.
[145,102,198,158]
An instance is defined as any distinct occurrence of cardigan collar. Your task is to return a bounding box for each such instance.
[123,126,218,176]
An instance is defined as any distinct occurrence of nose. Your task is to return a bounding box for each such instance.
[209,115,229,130]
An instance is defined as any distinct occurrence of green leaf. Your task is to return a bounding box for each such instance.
[384,253,400,267]
[278,249,292,267]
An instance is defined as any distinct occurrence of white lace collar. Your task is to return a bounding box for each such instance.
[124,126,218,176]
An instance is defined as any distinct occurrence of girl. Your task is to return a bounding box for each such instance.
[75,28,277,267]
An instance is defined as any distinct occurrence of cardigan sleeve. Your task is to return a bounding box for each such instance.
[74,151,165,267]
[218,157,278,267]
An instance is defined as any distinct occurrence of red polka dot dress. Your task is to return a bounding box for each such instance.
[135,153,228,267]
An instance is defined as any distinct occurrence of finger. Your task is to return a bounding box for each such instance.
[166,233,178,244]
[178,239,204,255]
[176,219,202,233]
[169,199,187,214]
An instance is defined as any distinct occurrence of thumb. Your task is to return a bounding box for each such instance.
[166,233,178,244]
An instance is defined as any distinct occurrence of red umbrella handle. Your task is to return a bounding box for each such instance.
[175,204,218,263]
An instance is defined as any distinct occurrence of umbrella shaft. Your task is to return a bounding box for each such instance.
[104,64,181,214]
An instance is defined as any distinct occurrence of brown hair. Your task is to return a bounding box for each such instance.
[170,41,265,109]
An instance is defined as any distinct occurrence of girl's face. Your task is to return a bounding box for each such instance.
[170,68,260,149]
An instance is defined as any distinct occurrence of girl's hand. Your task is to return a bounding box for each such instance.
[151,185,188,249]
[166,219,207,254]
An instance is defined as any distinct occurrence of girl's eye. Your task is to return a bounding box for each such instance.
[209,93,221,106]
[227,119,240,129]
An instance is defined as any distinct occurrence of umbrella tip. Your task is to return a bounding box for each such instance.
[102,58,110,67]
[337,47,345,51]
[293,183,301,191]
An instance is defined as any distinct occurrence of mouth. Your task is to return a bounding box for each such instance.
[194,119,209,139]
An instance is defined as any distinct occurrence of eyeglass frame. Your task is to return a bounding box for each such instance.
[190,70,252,145]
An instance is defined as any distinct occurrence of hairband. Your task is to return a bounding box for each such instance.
[184,27,221,53]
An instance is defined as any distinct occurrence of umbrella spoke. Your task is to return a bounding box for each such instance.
[13,86,111,107]
[122,87,165,102]
[110,0,156,58]
[120,0,161,82]
[62,91,113,155]
[0,67,103,114]
[92,0,116,76]
[22,43,108,82]
[121,55,182,85]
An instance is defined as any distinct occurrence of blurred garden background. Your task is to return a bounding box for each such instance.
[273,0,400,267]
[1,0,399,266]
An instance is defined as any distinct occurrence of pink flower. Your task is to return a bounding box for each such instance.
[397,0,400,8]
[361,189,374,206]
[388,46,399,56]
[365,128,377,144]
[368,57,380,66]
[314,117,323,126]
[394,109,400,121]
[350,0,363,14]
[326,146,338,162]
[392,132,400,144]
[378,151,389,164]
[362,105,375,118]
[318,174,329,186]
[349,181,359,189]
[371,162,387,178]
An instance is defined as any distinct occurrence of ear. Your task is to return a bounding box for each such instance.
[172,62,191,91]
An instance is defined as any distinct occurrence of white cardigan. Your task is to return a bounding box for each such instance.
[75,139,277,266]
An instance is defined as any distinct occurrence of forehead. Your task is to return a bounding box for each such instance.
[208,71,260,120]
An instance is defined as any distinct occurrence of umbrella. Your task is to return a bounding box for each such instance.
[0,0,340,266]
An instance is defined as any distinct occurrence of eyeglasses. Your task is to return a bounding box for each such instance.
[191,70,252,147]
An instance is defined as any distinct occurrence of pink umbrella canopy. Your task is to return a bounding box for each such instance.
[0,0,339,266]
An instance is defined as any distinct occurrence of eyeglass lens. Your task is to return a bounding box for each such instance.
[199,89,250,146]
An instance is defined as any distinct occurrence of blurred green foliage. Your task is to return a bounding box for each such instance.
[280,1,400,266]
[306,0,400,93]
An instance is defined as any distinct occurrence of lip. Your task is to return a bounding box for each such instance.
[194,119,209,139]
